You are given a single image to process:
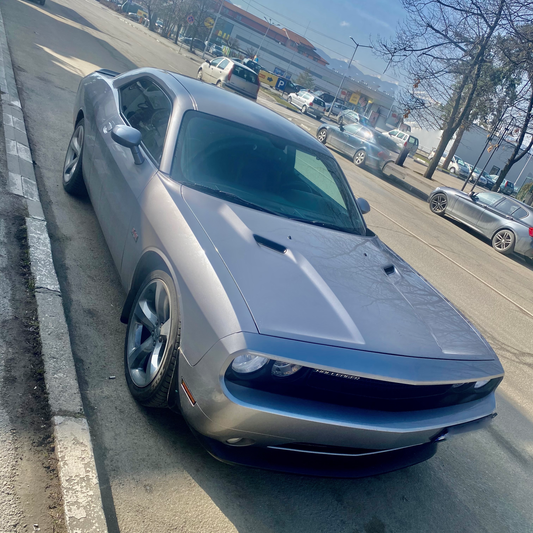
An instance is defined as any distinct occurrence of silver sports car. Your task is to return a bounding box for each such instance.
[316,123,400,171]
[63,67,504,477]
[429,187,533,259]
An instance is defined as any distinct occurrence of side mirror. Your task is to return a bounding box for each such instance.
[339,124,345,132]
[111,125,144,165]
[357,197,370,214]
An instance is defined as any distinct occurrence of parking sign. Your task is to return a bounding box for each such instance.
[275,78,286,91]
[187,15,194,24]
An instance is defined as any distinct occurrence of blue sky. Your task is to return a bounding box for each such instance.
[234,0,407,84]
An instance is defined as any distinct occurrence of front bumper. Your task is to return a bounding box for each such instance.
[172,333,501,475]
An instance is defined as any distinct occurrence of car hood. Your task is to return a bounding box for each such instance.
[183,188,495,361]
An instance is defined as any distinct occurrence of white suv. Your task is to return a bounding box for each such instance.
[287,91,326,119]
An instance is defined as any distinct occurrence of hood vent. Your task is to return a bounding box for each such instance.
[253,234,287,254]
[383,264,396,276]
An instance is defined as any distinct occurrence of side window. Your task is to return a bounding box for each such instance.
[389,131,398,137]
[210,58,223,67]
[217,59,229,70]
[344,124,363,135]
[475,192,501,206]
[120,78,172,164]
[495,199,523,217]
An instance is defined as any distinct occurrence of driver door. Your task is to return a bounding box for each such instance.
[91,77,171,271]
[452,191,500,229]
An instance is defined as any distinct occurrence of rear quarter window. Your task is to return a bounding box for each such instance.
[314,98,325,107]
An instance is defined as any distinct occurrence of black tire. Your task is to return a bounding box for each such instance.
[197,68,203,80]
[301,105,307,115]
[353,149,366,167]
[288,96,293,105]
[449,166,456,174]
[124,270,180,408]
[429,192,447,215]
[62,119,87,196]
[492,229,515,255]
[317,128,328,144]
[216,80,222,87]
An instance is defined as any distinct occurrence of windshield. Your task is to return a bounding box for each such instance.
[171,112,366,235]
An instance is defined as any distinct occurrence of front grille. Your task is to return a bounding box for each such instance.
[225,363,501,412]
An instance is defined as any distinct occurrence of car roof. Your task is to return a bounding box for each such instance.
[167,71,331,156]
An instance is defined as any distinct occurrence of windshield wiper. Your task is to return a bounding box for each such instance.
[184,183,278,215]
[286,216,358,234]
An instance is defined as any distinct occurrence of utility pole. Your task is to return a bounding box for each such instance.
[202,0,224,59]
[326,37,371,118]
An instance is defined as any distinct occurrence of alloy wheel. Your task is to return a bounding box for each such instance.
[430,193,447,214]
[317,129,327,143]
[126,279,172,388]
[353,150,366,166]
[63,123,84,184]
[493,230,514,252]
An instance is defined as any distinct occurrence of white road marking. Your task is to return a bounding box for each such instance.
[373,206,533,320]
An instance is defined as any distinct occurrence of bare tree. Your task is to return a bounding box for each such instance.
[374,0,509,180]
[492,24,533,190]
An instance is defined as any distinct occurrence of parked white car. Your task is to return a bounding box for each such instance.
[287,91,326,119]
[429,151,470,180]
[387,130,419,156]
[197,58,260,100]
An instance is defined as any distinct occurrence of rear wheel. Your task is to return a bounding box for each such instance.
[353,149,366,167]
[317,128,327,144]
[492,229,515,255]
[429,193,447,215]
[216,80,222,87]
[449,166,456,174]
[301,105,307,115]
[63,119,87,196]
[125,270,180,407]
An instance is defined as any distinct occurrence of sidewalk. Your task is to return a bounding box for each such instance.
[0,4,107,532]
[382,157,468,201]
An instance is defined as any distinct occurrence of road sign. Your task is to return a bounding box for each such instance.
[187,15,194,24]
[275,78,286,91]
[258,71,278,88]
[204,17,214,28]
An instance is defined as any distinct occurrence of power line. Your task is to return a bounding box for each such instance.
[237,0,403,86]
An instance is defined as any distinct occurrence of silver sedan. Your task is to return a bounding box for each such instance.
[63,68,504,477]
[429,187,533,259]
[316,123,400,171]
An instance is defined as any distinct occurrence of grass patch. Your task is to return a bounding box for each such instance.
[261,88,299,112]
[414,153,430,164]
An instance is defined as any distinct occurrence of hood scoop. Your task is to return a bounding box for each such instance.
[253,234,287,254]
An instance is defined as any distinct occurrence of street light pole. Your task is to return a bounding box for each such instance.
[202,0,224,59]
[326,37,371,118]
[255,17,279,59]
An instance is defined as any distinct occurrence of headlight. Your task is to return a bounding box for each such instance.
[474,379,490,389]
[231,354,268,374]
[271,361,303,377]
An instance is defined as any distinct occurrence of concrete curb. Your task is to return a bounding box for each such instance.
[382,162,432,202]
[0,6,108,533]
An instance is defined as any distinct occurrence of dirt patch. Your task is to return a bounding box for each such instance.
[0,217,67,533]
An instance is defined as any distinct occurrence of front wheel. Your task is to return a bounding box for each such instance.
[63,119,87,196]
[125,270,180,407]
[492,229,515,255]
[429,193,447,215]
[317,128,327,144]
[197,68,203,80]
[353,149,366,167]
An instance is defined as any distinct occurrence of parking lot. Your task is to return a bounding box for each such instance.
[2,0,533,531]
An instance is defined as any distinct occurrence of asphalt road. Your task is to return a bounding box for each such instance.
[3,0,533,531]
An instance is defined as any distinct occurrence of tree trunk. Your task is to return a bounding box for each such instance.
[442,123,467,170]
[424,124,454,179]
[174,23,181,44]
[492,87,533,191]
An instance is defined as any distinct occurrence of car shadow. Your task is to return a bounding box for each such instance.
[444,217,533,270]
[128,390,533,533]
